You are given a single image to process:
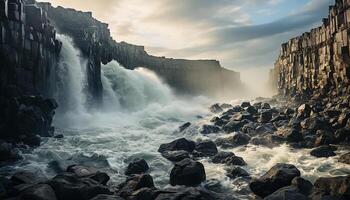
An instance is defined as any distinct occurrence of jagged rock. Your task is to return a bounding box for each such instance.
[125,158,149,176]
[193,140,218,157]
[223,120,243,133]
[48,173,112,200]
[246,106,258,115]
[19,184,57,200]
[220,103,232,109]
[158,138,195,153]
[339,152,350,164]
[249,163,301,198]
[161,150,190,162]
[200,125,220,135]
[170,158,206,186]
[241,102,251,108]
[209,104,223,113]
[226,167,250,179]
[215,132,250,148]
[311,175,350,199]
[11,171,42,185]
[310,145,337,158]
[211,151,246,166]
[178,122,191,132]
[260,110,273,123]
[118,174,154,199]
[262,103,271,109]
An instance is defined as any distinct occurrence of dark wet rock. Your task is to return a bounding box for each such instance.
[211,151,235,163]
[53,134,64,139]
[125,158,149,176]
[221,103,232,109]
[264,186,309,200]
[161,150,190,162]
[291,177,313,196]
[118,174,154,199]
[66,165,110,185]
[334,128,350,145]
[253,102,262,109]
[210,104,223,113]
[232,112,255,121]
[48,160,77,174]
[215,132,250,148]
[338,112,350,128]
[154,187,222,200]
[193,140,218,157]
[223,120,243,133]
[128,187,156,200]
[170,158,206,186]
[297,104,312,118]
[241,102,251,108]
[249,163,301,198]
[262,103,271,109]
[48,173,112,200]
[226,156,247,166]
[260,109,273,123]
[0,141,22,164]
[278,128,303,143]
[200,125,221,135]
[246,106,258,115]
[310,145,337,158]
[19,184,57,200]
[301,117,331,132]
[226,167,250,179]
[242,122,259,134]
[311,175,350,199]
[11,171,42,185]
[284,108,295,115]
[255,123,277,134]
[212,117,228,127]
[314,130,335,147]
[90,194,124,200]
[325,110,341,118]
[339,152,350,164]
[158,138,195,153]
[179,122,191,132]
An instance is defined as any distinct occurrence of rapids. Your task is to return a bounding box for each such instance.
[1,35,349,199]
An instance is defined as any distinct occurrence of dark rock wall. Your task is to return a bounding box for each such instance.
[39,3,242,98]
[272,0,350,97]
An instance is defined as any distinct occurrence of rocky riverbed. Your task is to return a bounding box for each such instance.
[1,92,350,200]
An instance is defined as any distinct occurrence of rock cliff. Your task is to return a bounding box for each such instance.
[272,0,350,97]
[38,2,242,98]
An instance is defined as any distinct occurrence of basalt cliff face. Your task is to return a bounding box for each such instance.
[271,0,350,97]
[39,3,242,98]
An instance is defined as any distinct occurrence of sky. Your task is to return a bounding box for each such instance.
[43,0,334,84]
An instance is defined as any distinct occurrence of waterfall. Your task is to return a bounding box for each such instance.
[55,35,88,123]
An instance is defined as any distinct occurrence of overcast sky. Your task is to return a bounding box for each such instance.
[44,0,334,83]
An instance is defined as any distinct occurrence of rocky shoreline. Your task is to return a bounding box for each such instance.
[1,92,349,200]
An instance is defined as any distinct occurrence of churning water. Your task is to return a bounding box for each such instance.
[1,35,349,199]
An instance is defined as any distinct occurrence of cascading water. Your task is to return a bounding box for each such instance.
[1,35,349,199]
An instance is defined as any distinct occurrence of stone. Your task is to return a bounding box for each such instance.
[215,132,250,148]
[338,112,350,127]
[90,194,124,200]
[223,120,243,132]
[209,104,223,113]
[291,177,313,196]
[161,150,190,162]
[310,145,337,158]
[246,106,258,115]
[241,102,251,108]
[297,104,312,118]
[128,188,156,200]
[314,130,335,147]
[262,103,271,109]
[11,171,40,185]
[225,156,246,166]
[226,167,250,179]
[178,122,191,132]
[170,158,206,186]
[280,128,303,143]
[264,186,309,200]
[249,163,301,198]
[312,175,350,199]
[19,184,57,200]
[118,174,155,199]
[154,188,220,200]
[193,140,218,157]
[339,152,350,164]
[211,151,235,164]
[125,158,149,176]
[260,110,273,123]
[200,125,220,135]
[301,117,331,131]
[0,141,22,163]
[334,128,350,145]
[48,173,111,200]
[158,138,195,153]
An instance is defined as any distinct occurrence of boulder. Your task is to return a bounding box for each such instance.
[67,165,110,185]
[334,128,350,145]
[297,104,312,118]
[226,167,250,179]
[0,141,22,163]
[161,150,190,162]
[118,174,154,199]
[249,163,301,198]
[178,122,191,132]
[338,112,350,127]
[310,145,337,158]
[264,186,308,200]
[128,187,156,200]
[170,158,206,186]
[314,130,335,147]
[311,175,350,199]
[291,177,313,196]
[215,132,250,148]
[301,117,331,131]
[241,102,251,108]
[48,173,111,200]
[262,103,271,109]
[339,152,350,165]
[209,104,223,113]
[200,125,220,135]
[246,106,258,115]
[223,120,243,133]
[260,110,273,123]
[11,171,41,185]
[125,158,149,176]
[193,140,218,157]
[19,184,57,200]
[90,194,124,200]
[158,138,195,153]
[211,151,246,166]
[154,187,220,200]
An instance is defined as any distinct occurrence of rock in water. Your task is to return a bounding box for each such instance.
[226,167,250,179]
[249,163,300,198]
[260,110,273,123]
[311,175,350,199]
[193,140,218,157]
[118,174,154,199]
[210,104,223,113]
[170,158,206,186]
[158,138,195,153]
[310,145,337,158]
[90,194,124,200]
[200,125,221,135]
[297,104,311,118]
[125,158,149,176]
[19,184,57,200]
[264,186,309,200]
[178,122,191,132]
[161,150,190,162]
